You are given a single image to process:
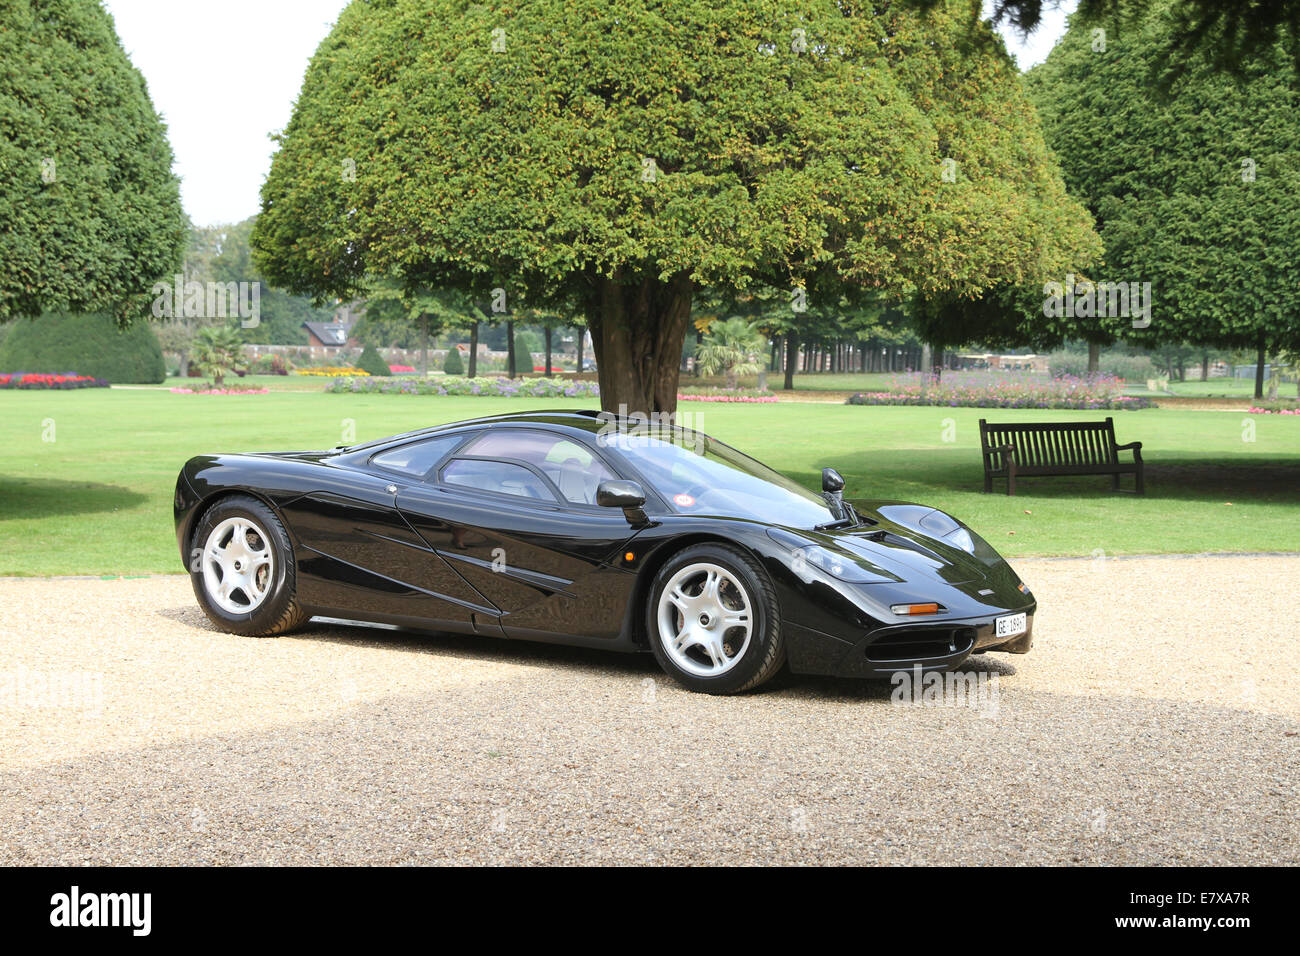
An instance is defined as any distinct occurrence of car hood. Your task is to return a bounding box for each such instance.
[767,511,1011,590]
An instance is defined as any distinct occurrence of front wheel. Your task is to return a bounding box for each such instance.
[189,495,308,637]
[647,543,785,694]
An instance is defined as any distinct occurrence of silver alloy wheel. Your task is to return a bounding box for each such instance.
[656,562,753,678]
[202,516,274,614]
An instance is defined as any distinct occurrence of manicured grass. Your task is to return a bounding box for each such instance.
[1,388,1297,575]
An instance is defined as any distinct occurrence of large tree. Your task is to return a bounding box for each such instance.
[254,0,1094,415]
[0,0,186,323]
[1027,3,1300,396]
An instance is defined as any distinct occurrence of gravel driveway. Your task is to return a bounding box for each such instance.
[1,555,1296,865]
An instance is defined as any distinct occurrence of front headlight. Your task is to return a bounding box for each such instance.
[765,529,895,583]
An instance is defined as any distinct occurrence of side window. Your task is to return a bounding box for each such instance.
[442,459,557,501]
[461,429,614,505]
[371,434,463,478]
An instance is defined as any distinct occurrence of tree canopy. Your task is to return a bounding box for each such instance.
[1027,4,1300,362]
[255,0,1095,414]
[0,0,186,323]
[917,1,1300,81]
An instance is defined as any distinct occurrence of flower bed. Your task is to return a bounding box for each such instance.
[388,364,416,374]
[296,366,369,377]
[327,375,601,398]
[1247,403,1300,415]
[678,387,778,403]
[0,372,109,390]
[845,371,1155,410]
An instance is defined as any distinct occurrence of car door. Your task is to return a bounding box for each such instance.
[395,428,643,641]
[280,434,497,630]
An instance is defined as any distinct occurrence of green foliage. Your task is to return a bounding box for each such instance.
[0,0,186,323]
[0,312,164,383]
[696,318,765,388]
[910,0,1300,84]
[1027,5,1300,354]
[442,347,465,375]
[192,326,245,387]
[357,343,391,376]
[1047,350,1158,382]
[253,0,1097,412]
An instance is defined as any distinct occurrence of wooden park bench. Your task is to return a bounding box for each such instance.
[979,417,1145,496]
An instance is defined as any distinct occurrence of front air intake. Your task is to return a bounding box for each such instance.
[864,627,976,663]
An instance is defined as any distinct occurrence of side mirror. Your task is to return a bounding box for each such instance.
[821,467,846,520]
[596,479,650,526]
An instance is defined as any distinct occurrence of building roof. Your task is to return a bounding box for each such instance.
[303,320,352,346]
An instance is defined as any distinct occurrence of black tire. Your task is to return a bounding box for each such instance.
[188,494,309,637]
[646,542,785,694]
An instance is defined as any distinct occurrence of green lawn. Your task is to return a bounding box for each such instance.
[1,388,1297,575]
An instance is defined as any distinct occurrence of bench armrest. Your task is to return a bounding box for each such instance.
[1115,440,1143,464]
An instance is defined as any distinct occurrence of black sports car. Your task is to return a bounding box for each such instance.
[174,410,1035,694]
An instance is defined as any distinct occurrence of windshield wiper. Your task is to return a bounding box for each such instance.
[814,518,854,531]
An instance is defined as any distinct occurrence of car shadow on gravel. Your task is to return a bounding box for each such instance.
[156,607,666,680]
[156,606,1020,701]
[2,681,1296,865]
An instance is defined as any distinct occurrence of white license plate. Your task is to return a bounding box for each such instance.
[996,613,1027,638]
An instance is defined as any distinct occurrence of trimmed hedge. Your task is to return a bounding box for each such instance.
[443,347,464,375]
[357,343,391,377]
[0,312,165,384]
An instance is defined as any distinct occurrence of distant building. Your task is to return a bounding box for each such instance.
[302,302,363,348]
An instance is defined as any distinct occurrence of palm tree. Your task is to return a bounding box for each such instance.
[193,326,245,387]
[696,318,765,390]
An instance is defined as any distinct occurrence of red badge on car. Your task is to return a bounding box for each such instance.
[673,493,695,507]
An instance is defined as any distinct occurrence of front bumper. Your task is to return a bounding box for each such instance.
[785,610,1035,678]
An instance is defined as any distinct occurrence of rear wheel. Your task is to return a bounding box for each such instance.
[647,543,785,694]
[189,495,308,636]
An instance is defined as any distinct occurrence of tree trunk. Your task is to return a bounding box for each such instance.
[1254,335,1266,400]
[575,325,584,377]
[1087,341,1100,376]
[419,313,429,377]
[544,326,552,376]
[783,334,797,391]
[1200,353,1210,383]
[506,320,516,379]
[468,321,479,378]
[587,270,693,417]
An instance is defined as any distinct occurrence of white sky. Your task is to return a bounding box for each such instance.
[102,0,1075,228]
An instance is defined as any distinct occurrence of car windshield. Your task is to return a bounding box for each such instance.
[609,428,834,527]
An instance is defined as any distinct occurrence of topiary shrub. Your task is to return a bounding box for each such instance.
[442,347,464,375]
[357,343,391,377]
[0,312,165,383]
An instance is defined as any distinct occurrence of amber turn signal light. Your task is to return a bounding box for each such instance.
[890,602,941,615]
